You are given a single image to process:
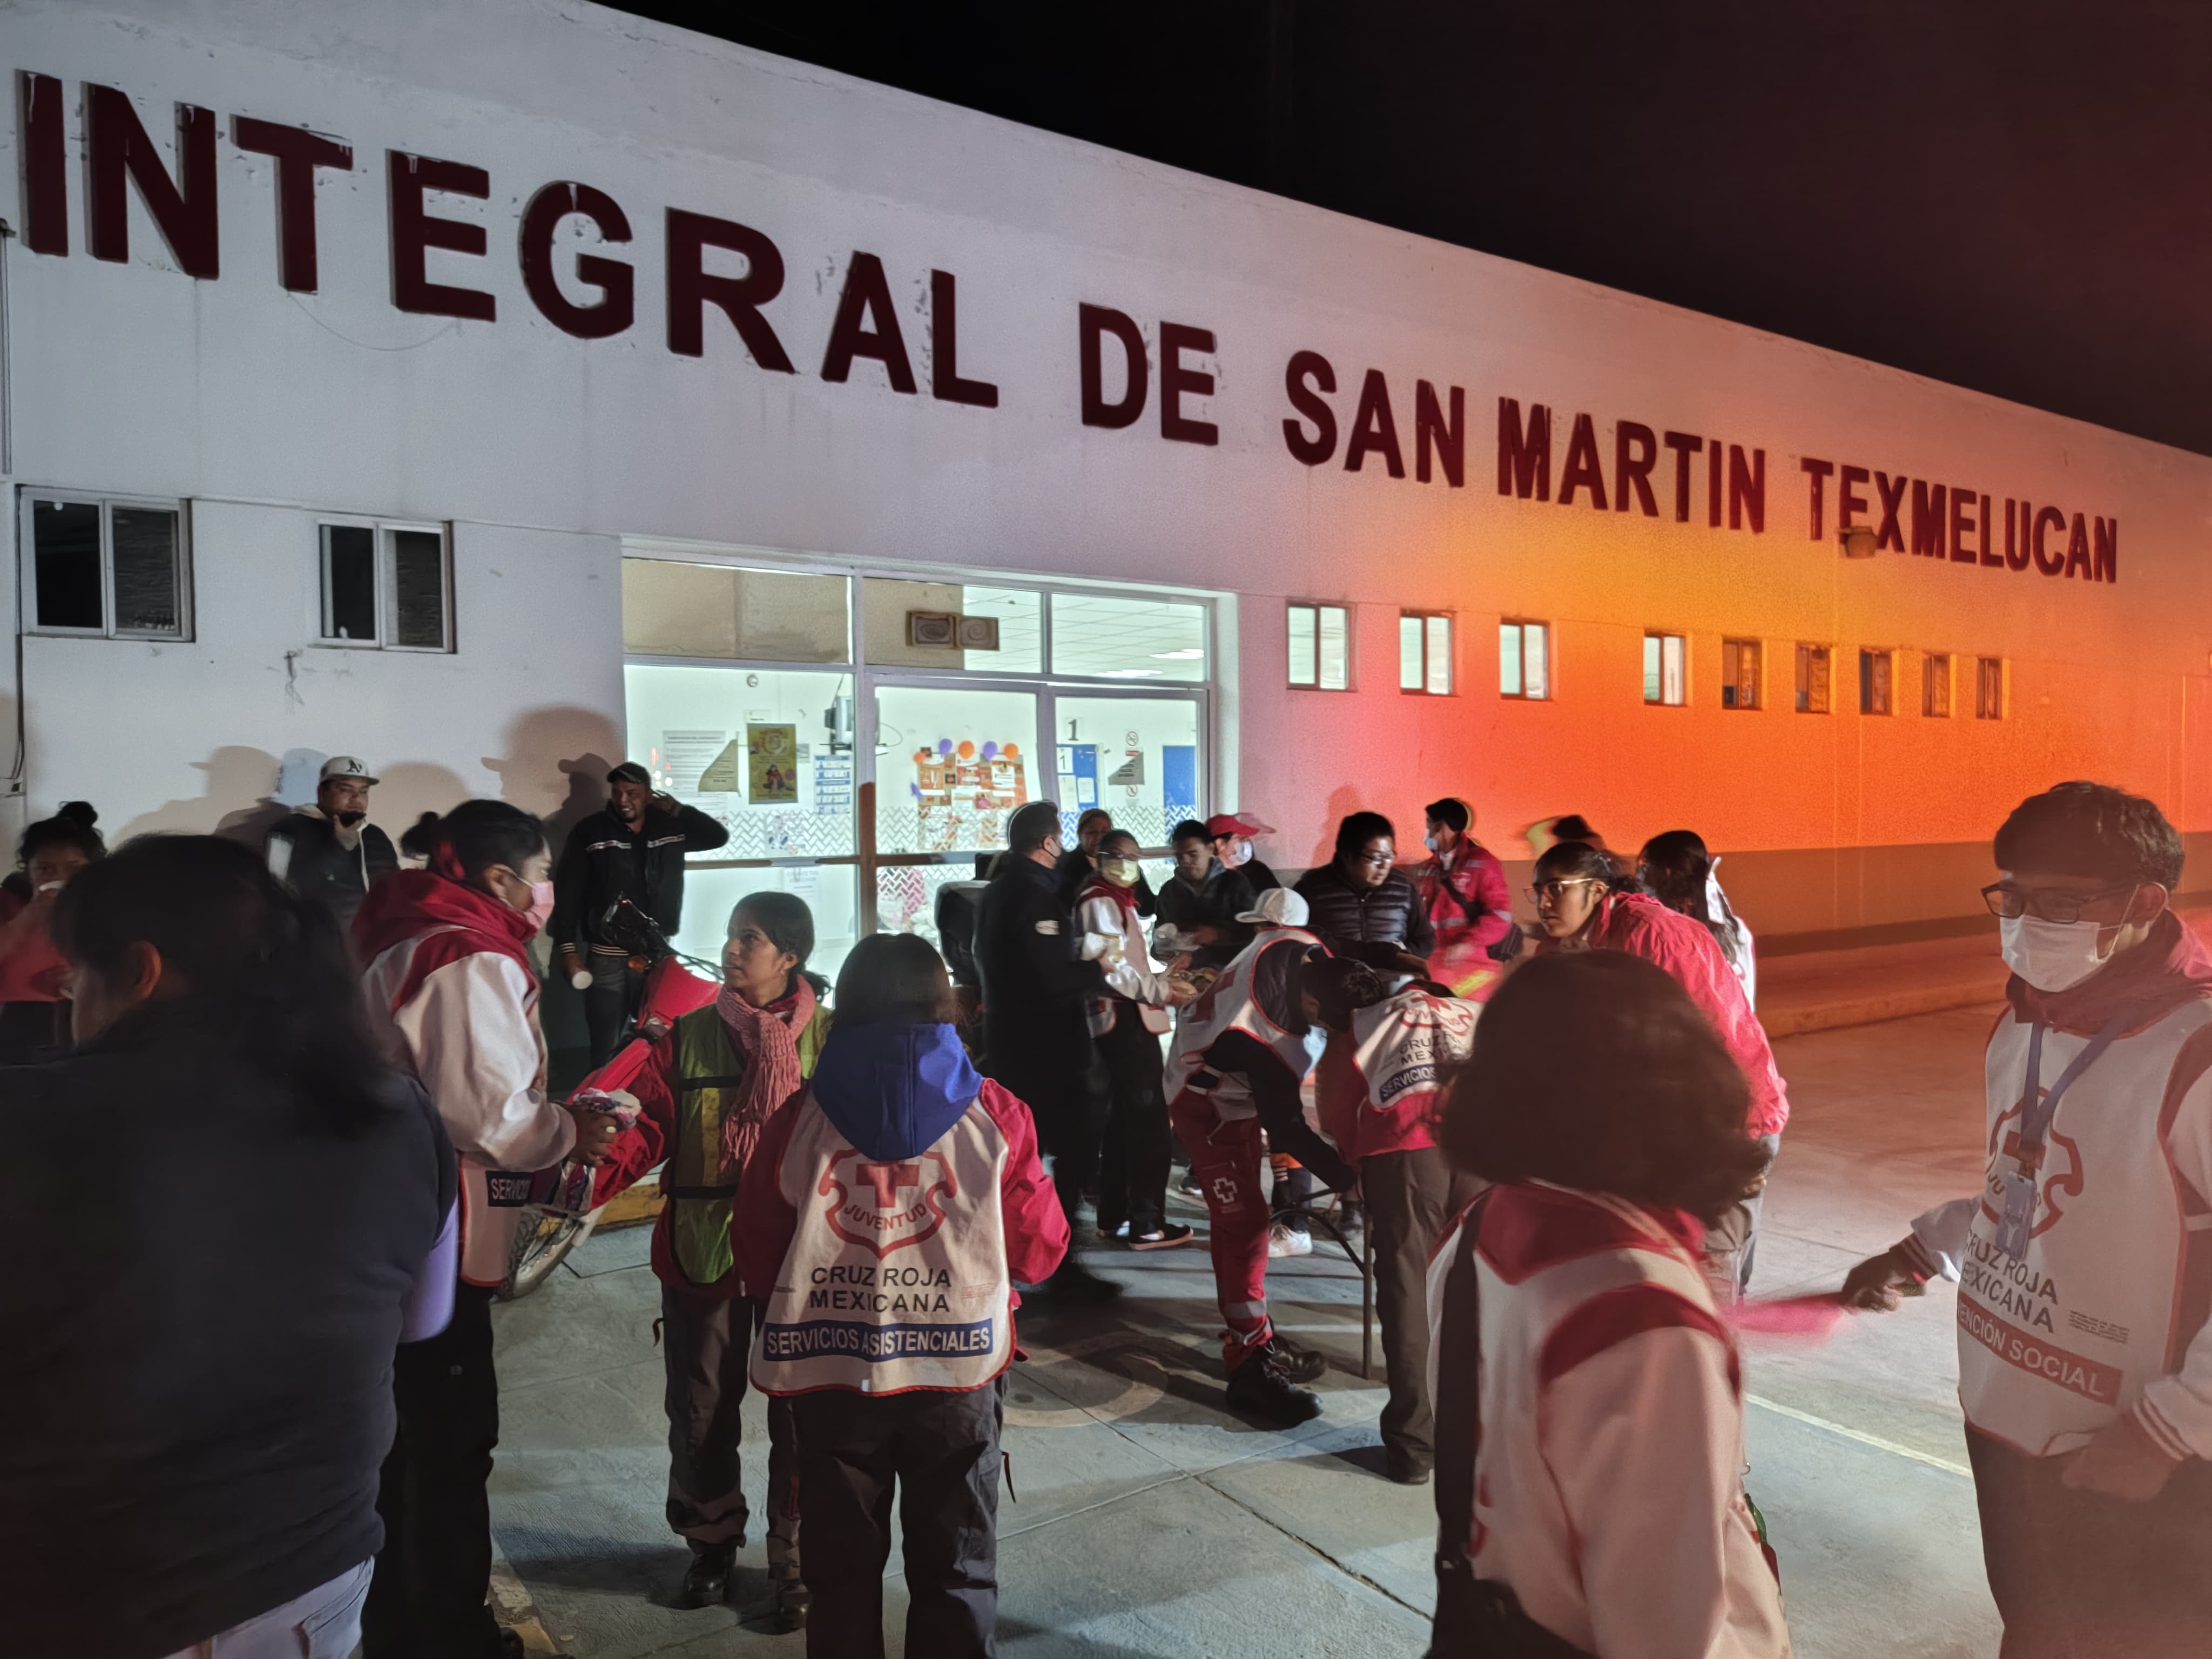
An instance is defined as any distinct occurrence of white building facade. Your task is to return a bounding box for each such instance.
[6,0,2210,974]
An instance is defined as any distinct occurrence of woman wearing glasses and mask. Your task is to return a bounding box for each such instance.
[1529,841,1788,1303]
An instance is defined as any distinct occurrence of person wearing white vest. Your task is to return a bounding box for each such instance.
[1076,827,1197,1249]
[736,933,1068,1659]
[1163,886,1359,1424]
[1426,950,1787,1658]
[1843,783,2212,1656]
[1310,959,1481,1484]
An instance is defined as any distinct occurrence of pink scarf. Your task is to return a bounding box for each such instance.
[714,976,816,1180]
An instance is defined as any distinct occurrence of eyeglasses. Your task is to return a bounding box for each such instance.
[1980,882,2135,924]
[1354,853,1393,868]
[1527,878,1603,903]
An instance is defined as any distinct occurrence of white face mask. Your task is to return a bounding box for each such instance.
[1999,913,2119,993]
[1422,833,1439,852]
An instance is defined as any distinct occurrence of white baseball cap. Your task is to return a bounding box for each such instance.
[319,755,380,786]
[1236,888,1309,927]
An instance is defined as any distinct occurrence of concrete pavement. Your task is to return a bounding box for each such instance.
[487,1004,2008,1657]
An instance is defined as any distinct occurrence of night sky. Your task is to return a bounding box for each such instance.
[606,1,2212,458]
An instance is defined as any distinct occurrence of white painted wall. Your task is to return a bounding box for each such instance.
[5,0,2210,935]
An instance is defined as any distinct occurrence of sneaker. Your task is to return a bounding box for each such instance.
[1127,1222,1195,1251]
[1046,1260,1123,1302]
[1262,1333,1327,1384]
[1266,1220,1313,1258]
[1224,1351,1323,1425]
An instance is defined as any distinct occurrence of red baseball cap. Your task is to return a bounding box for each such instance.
[1205,812,1273,839]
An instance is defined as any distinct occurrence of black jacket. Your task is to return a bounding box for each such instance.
[975,854,1101,1043]
[1153,863,1257,936]
[265,810,398,937]
[1235,856,1283,894]
[1,1004,451,1659]
[1293,860,1437,963]
[549,802,730,949]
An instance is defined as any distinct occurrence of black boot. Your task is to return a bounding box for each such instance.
[1225,1350,1322,1425]
[677,1540,736,1608]
[748,1574,810,1633]
[1261,1333,1326,1384]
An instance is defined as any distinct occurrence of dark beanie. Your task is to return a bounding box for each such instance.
[1006,800,1063,852]
[608,761,651,787]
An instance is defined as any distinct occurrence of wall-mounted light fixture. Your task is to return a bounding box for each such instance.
[1839,524,1879,560]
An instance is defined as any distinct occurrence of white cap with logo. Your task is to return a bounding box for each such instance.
[319,756,380,786]
[1236,888,1309,927]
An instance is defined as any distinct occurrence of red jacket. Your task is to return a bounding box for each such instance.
[734,1076,1068,1319]
[1416,840,1514,1001]
[1545,891,1789,1138]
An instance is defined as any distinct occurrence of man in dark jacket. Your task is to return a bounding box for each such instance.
[265,756,399,939]
[551,761,732,1065]
[975,799,1116,1299]
[1294,810,1435,974]
[1154,818,1257,971]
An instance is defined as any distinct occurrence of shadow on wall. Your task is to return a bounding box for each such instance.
[117,746,292,847]
[482,706,624,854]
[1304,785,1367,872]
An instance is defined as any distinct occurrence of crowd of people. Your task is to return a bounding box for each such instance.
[4,757,2209,1658]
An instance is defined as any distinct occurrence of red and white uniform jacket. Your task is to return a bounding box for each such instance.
[356,872,576,1289]
[1429,1183,1791,1658]
[1545,891,1789,1139]
[1316,987,1480,1161]
[1163,925,1326,1121]
[1415,839,1514,1002]
[1900,913,2212,1460]
[1076,875,1174,1037]
[736,1065,1069,1395]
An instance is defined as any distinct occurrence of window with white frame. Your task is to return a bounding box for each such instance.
[317,521,453,650]
[1500,619,1549,699]
[1975,656,2006,719]
[1643,631,1687,705]
[1288,602,1351,690]
[1722,638,1761,709]
[1795,643,1831,713]
[1399,612,1453,694]
[1924,652,1953,717]
[1859,648,1893,715]
[22,491,191,639]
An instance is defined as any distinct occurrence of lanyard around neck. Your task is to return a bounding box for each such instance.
[2014,1014,2128,1171]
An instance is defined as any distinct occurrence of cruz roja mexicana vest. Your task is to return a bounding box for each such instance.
[1163,925,1327,1118]
[750,1087,1017,1395]
[1907,999,2212,1458]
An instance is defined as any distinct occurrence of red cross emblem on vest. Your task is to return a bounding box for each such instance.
[820,1148,957,1256]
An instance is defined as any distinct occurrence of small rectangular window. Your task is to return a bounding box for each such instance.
[1501,620,1549,700]
[1722,638,1761,710]
[1288,602,1350,690]
[23,492,191,639]
[1859,649,1893,715]
[1400,612,1453,694]
[1975,656,2005,719]
[316,522,452,651]
[1924,652,1953,717]
[1795,643,1831,713]
[1643,632,1687,705]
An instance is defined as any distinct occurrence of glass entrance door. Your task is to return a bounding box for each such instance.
[871,680,1043,940]
[1048,693,1204,852]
